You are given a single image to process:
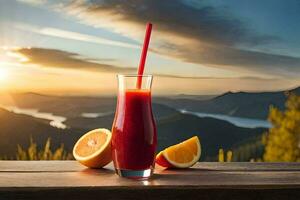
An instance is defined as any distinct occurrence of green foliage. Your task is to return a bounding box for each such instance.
[15,137,73,160]
[263,94,300,162]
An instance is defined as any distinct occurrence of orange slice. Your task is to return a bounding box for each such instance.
[156,136,201,168]
[73,128,112,168]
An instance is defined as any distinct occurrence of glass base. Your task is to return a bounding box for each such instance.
[115,168,153,180]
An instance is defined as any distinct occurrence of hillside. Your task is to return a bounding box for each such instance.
[156,86,300,119]
[0,93,187,118]
[1,86,298,120]
[0,108,85,158]
[65,103,179,129]
[0,93,116,118]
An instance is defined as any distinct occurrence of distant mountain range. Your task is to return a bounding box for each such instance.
[0,92,116,118]
[1,86,299,119]
[155,86,300,119]
[0,86,298,160]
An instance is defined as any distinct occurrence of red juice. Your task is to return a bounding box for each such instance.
[111,89,157,171]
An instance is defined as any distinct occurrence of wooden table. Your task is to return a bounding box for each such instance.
[0,161,300,200]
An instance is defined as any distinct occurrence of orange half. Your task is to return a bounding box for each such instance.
[73,128,112,168]
[156,136,201,168]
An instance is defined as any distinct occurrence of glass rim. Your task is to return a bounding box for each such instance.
[117,74,153,78]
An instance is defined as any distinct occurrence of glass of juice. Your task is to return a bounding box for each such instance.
[111,74,157,179]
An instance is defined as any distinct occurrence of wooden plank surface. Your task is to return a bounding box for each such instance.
[0,161,300,200]
[1,161,300,172]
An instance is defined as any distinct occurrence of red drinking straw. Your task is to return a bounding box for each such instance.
[136,23,153,89]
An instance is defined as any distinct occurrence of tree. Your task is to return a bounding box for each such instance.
[263,94,300,162]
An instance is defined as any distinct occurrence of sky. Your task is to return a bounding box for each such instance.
[0,0,299,95]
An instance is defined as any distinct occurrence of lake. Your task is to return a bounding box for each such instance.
[81,112,112,118]
[179,109,271,129]
[1,105,67,129]
[0,105,114,129]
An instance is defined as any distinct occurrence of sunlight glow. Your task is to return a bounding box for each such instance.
[6,51,29,63]
[0,67,9,81]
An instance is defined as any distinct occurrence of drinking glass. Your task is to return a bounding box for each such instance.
[111,74,157,179]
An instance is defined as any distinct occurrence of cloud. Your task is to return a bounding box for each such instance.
[15,47,135,73]
[156,74,279,81]
[12,47,281,82]
[51,0,300,78]
[157,44,300,78]
[59,0,277,46]
[16,23,139,49]
[17,0,46,6]
[4,46,297,94]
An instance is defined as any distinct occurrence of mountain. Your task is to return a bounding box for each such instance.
[156,86,300,119]
[2,86,299,120]
[0,93,116,118]
[165,94,217,100]
[0,93,214,117]
[65,103,179,129]
[0,108,86,157]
